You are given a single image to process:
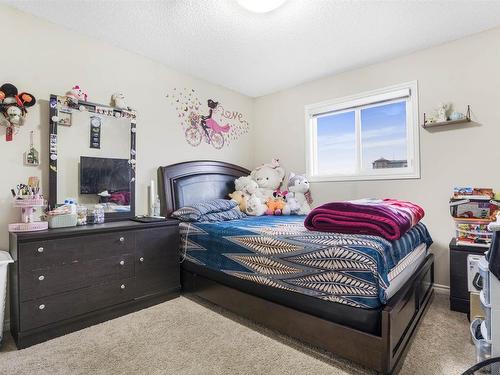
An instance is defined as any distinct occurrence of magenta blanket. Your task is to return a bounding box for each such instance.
[304,199,425,240]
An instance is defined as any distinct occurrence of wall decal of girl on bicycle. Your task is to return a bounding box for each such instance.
[167,88,250,149]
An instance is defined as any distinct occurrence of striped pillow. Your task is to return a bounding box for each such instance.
[172,199,245,222]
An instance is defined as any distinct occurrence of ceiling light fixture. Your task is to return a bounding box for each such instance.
[236,0,287,13]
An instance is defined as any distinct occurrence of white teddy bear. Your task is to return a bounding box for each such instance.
[246,196,267,216]
[250,159,286,201]
[234,175,267,215]
[287,173,312,215]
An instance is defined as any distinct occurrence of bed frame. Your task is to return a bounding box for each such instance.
[158,160,434,375]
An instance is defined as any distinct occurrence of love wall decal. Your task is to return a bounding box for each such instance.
[167,88,250,149]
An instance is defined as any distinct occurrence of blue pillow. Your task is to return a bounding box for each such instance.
[198,207,246,222]
[171,199,245,222]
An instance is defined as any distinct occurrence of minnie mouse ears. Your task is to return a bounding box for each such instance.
[18,92,36,108]
[0,83,36,108]
[0,83,18,103]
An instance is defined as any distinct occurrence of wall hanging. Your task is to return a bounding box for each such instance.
[167,88,250,149]
[0,83,36,141]
[24,131,40,166]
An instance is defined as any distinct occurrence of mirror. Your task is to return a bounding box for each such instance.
[48,94,136,221]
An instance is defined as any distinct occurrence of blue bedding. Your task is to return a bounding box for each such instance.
[180,215,432,308]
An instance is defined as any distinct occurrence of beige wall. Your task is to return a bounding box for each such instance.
[254,26,500,289]
[0,5,254,251]
[0,5,255,326]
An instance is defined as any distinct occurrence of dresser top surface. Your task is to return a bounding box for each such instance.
[449,238,489,253]
[10,219,179,242]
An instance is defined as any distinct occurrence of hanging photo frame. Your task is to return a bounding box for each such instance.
[89,115,102,149]
[58,110,72,126]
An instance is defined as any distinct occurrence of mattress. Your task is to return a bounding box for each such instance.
[180,215,432,309]
[385,243,427,299]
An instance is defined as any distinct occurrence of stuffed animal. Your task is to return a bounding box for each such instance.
[250,159,286,200]
[112,92,128,109]
[67,85,88,105]
[436,103,450,122]
[235,176,264,201]
[284,193,301,215]
[0,83,36,137]
[229,191,248,212]
[287,173,312,215]
[265,190,287,215]
[246,196,267,216]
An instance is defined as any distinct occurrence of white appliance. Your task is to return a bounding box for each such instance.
[468,254,484,293]
[469,220,500,368]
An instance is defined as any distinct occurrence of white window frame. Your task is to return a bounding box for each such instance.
[305,81,420,182]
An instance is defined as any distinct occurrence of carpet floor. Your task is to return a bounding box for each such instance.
[0,293,474,375]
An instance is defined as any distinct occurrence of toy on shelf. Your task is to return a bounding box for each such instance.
[66,85,88,106]
[449,187,500,247]
[111,92,131,110]
[8,177,47,232]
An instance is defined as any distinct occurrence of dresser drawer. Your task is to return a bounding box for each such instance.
[20,278,134,331]
[19,231,135,272]
[20,254,134,302]
[390,285,417,352]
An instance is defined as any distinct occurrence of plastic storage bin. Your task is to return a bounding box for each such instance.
[480,290,492,341]
[0,251,13,344]
[455,218,493,247]
[471,318,492,364]
[47,213,77,229]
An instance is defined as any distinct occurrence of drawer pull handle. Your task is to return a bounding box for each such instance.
[139,257,144,263]
[119,237,125,243]
[38,275,45,281]
[39,304,45,310]
[120,284,126,290]
[119,260,125,266]
[37,247,44,253]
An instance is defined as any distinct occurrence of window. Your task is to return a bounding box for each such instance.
[305,81,420,181]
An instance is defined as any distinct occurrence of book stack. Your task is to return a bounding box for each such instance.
[450,187,499,247]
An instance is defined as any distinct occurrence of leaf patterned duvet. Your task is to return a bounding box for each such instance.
[180,215,432,308]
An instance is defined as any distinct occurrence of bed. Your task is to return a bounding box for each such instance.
[158,160,434,375]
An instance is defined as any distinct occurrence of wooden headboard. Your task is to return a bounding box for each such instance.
[157,160,250,216]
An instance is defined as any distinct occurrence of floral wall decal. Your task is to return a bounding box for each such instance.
[167,88,249,149]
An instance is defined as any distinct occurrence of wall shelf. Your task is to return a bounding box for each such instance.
[422,105,471,129]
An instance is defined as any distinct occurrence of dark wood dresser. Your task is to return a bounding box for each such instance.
[449,238,487,314]
[9,219,180,348]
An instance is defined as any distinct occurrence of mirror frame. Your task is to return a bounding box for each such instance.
[48,94,136,222]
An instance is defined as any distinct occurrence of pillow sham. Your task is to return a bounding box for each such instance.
[171,199,245,222]
[198,207,246,222]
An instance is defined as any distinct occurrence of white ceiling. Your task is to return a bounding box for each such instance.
[6,0,500,97]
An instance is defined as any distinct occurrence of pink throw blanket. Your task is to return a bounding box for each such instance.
[304,199,425,240]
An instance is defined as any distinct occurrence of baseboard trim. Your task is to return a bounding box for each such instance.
[433,283,450,296]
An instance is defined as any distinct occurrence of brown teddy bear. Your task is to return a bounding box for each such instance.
[229,191,248,213]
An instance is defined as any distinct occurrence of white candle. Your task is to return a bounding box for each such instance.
[149,179,155,216]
